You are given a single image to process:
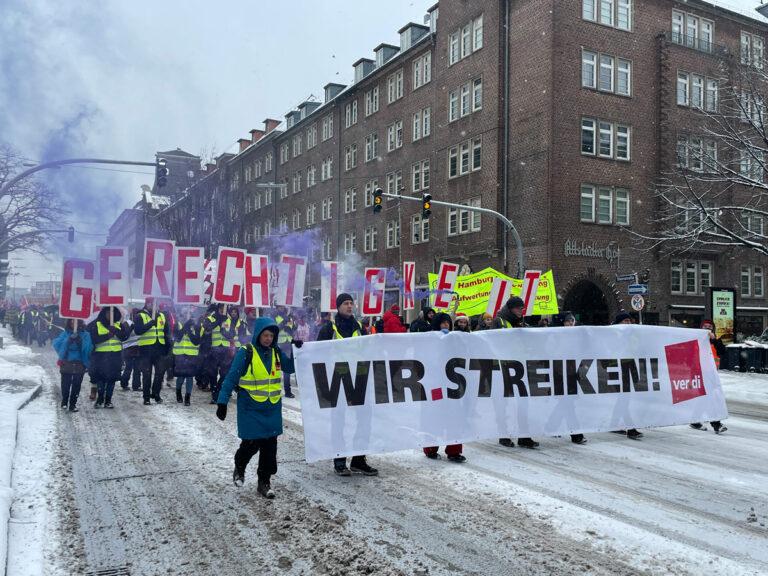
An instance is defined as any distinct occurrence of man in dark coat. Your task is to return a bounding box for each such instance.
[134,298,172,405]
[409,306,435,333]
[88,307,130,408]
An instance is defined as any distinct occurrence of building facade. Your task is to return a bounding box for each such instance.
[153,0,768,333]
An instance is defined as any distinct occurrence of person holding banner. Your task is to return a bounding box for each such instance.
[120,309,141,391]
[612,312,644,440]
[201,303,234,404]
[134,298,172,406]
[690,320,728,434]
[454,312,471,333]
[317,293,380,477]
[53,320,93,412]
[173,310,202,406]
[561,312,587,445]
[88,307,130,409]
[215,317,300,498]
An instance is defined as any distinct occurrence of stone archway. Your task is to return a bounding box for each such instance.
[562,270,623,326]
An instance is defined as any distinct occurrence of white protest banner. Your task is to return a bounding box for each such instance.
[432,262,459,310]
[294,325,728,462]
[361,267,386,317]
[274,254,307,308]
[213,247,246,304]
[320,261,341,313]
[521,270,542,316]
[485,276,512,317]
[60,258,96,319]
[402,261,415,311]
[142,238,175,298]
[244,254,270,308]
[174,246,205,305]
[96,247,130,306]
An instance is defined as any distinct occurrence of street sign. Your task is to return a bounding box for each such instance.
[628,283,649,295]
[616,273,636,282]
[631,294,645,311]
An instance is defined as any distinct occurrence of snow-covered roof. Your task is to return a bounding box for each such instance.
[699,0,768,25]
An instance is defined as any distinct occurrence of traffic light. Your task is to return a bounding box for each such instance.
[67,226,74,243]
[156,158,169,188]
[422,193,432,219]
[373,187,383,214]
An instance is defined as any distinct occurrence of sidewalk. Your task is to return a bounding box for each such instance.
[0,327,48,575]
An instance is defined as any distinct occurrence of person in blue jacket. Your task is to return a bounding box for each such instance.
[52,319,93,412]
[216,317,301,499]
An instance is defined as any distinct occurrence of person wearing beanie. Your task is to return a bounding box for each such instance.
[611,310,644,439]
[475,312,495,331]
[454,312,471,333]
[613,312,633,325]
[409,305,435,333]
[382,304,407,334]
[317,293,380,477]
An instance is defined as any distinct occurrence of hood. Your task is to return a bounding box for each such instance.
[96,306,122,324]
[431,312,453,331]
[251,316,279,347]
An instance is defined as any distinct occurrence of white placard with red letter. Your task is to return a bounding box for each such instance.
[174,246,205,305]
[362,268,386,317]
[432,262,460,310]
[60,258,96,319]
[275,254,307,308]
[521,270,542,316]
[142,238,175,298]
[213,247,246,304]
[486,277,512,317]
[402,261,416,311]
[96,247,130,306]
[320,261,341,313]
[244,254,270,308]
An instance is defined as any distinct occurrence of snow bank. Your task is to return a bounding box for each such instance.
[720,371,768,407]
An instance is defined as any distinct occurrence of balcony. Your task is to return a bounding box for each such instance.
[670,31,727,56]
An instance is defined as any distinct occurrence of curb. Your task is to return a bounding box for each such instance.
[15,383,43,412]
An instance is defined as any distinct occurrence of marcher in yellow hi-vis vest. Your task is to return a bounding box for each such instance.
[316,293,379,478]
[173,308,202,406]
[201,303,234,404]
[216,317,301,499]
[133,298,172,406]
[88,306,130,408]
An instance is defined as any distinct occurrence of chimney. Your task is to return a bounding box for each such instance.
[250,129,265,143]
[206,163,216,172]
[324,83,346,103]
[353,58,375,83]
[374,44,399,68]
[238,138,251,152]
[398,22,429,51]
[264,118,281,133]
[298,100,322,119]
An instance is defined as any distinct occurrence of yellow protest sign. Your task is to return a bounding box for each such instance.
[428,268,559,316]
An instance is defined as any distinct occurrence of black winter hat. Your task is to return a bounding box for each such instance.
[336,293,354,308]
[506,296,525,310]
[613,312,632,325]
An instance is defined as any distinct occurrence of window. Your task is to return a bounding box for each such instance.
[677,72,689,106]
[460,83,471,116]
[387,120,403,152]
[264,187,272,205]
[582,118,596,155]
[616,125,630,160]
[412,160,430,192]
[307,125,317,149]
[279,179,289,199]
[705,79,718,112]
[411,214,430,244]
[279,143,289,165]
[449,15,484,65]
[741,266,752,297]
[255,160,262,178]
[579,184,631,225]
[365,133,379,162]
[582,118,629,161]
[293,171,302,194]
[345,101,358,128]
[344,144,358,171]
[365,87,380,116]
[422,107,431,137]
[322,237,332,260]
[413,52,432,90]
[755,267,765,297]
[265,153,273,172]
[461,23,472,59]
[306,204,316,226]
[742,32,764,68]
[617,59,631,96]
[672,11,714,53]
[599,54,614,92]
[386,170,403,195]
[741,212,765,236]
[321,197,333,220]
[583,0,631,30]
[671,260,712,295]
[474,14,484,49]
[448,198,482,236]
[691,74,703,108]
[699,262,712,294]
[449,31,460,65]
[321,114,333,141]
[678,72,717,110]
[387,69,404,103]
[321,156,333,181]
[244,165,252,184]
[583,50,631,96]
[291,209,301,230]
[598,122,613,158]
[448,137,482,178]
[364,226,378,253]
[685,261,697,294]
[386,220,401,248]
[740,149,764,183]
[671,261,682,293]
[473,78,483,111]
[306,165,316,188]
[364,179,378,207]
[292,135,302,157]
[413,111,422,141]
[449,90,459,122]
[344,188,357,213]
[582,50,597,88]
[344,231,356,255]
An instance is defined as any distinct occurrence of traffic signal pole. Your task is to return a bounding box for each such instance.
[380,191,526,278]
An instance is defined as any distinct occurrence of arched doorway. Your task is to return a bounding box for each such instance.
[563,280,611,326]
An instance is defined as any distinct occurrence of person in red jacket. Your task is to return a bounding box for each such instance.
[382,304,407,333]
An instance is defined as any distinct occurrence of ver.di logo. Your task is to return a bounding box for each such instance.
[665,340,707,404]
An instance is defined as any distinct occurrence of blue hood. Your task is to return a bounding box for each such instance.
[251,316,279,346]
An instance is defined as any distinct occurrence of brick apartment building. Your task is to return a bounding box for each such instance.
[150,0,768,333]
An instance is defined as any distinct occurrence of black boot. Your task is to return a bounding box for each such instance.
[257,477,275,499]
[233,466,245,487]
[176,389,183,403]
[498,438,514,448]
[518,437,539,449]
[184,393,191,406]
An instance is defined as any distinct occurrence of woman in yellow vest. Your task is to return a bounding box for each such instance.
[88,306,130,408]
[215,317,301,498]
[173,311,202,406]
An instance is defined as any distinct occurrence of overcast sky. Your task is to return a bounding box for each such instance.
[0,0,763,287]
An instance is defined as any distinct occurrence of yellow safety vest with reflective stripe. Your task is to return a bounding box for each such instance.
[94,321,122,353]
[233,319,247,348]
[239,347,282,403]
[498,318,512,329]
[208,314,227,347]
[331,322,361,339]
[275,315,293,344]
[173,332,199,356]
[137,312,166,346]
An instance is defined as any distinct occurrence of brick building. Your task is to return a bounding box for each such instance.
[153,0,768,333]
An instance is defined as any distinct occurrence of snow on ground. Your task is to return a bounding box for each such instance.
[4,337,768,576]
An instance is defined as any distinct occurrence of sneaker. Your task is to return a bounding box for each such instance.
[627,429,644,440]
[334,465,352,477]
[498,438,515,448]
[94,402,103,409]
[713,424,728,434]
[143,399,151,406]
[518,438,540,449]
[257,480,275,499]
[425,451,440,460]
[447,454,467,463]
[233,467,245,487]
[350,460,379,476]
[689,423,704,430]
[104,402,114,409]
[571,434,587,445]
[60,402,67,409]
[285,392,295,399]
[153,396,163,404]
[68,407,79,413]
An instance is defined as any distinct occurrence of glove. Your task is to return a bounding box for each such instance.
[291,339,304,348]
[216,404,227,421]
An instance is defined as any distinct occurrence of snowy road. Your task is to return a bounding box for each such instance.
[21,348,768,576]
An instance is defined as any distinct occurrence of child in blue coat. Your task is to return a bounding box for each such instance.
[52,320,93,412]
[216,317,300,498]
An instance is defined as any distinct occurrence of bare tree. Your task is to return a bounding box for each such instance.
[640,46,768,258]
[0,144,63,254]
